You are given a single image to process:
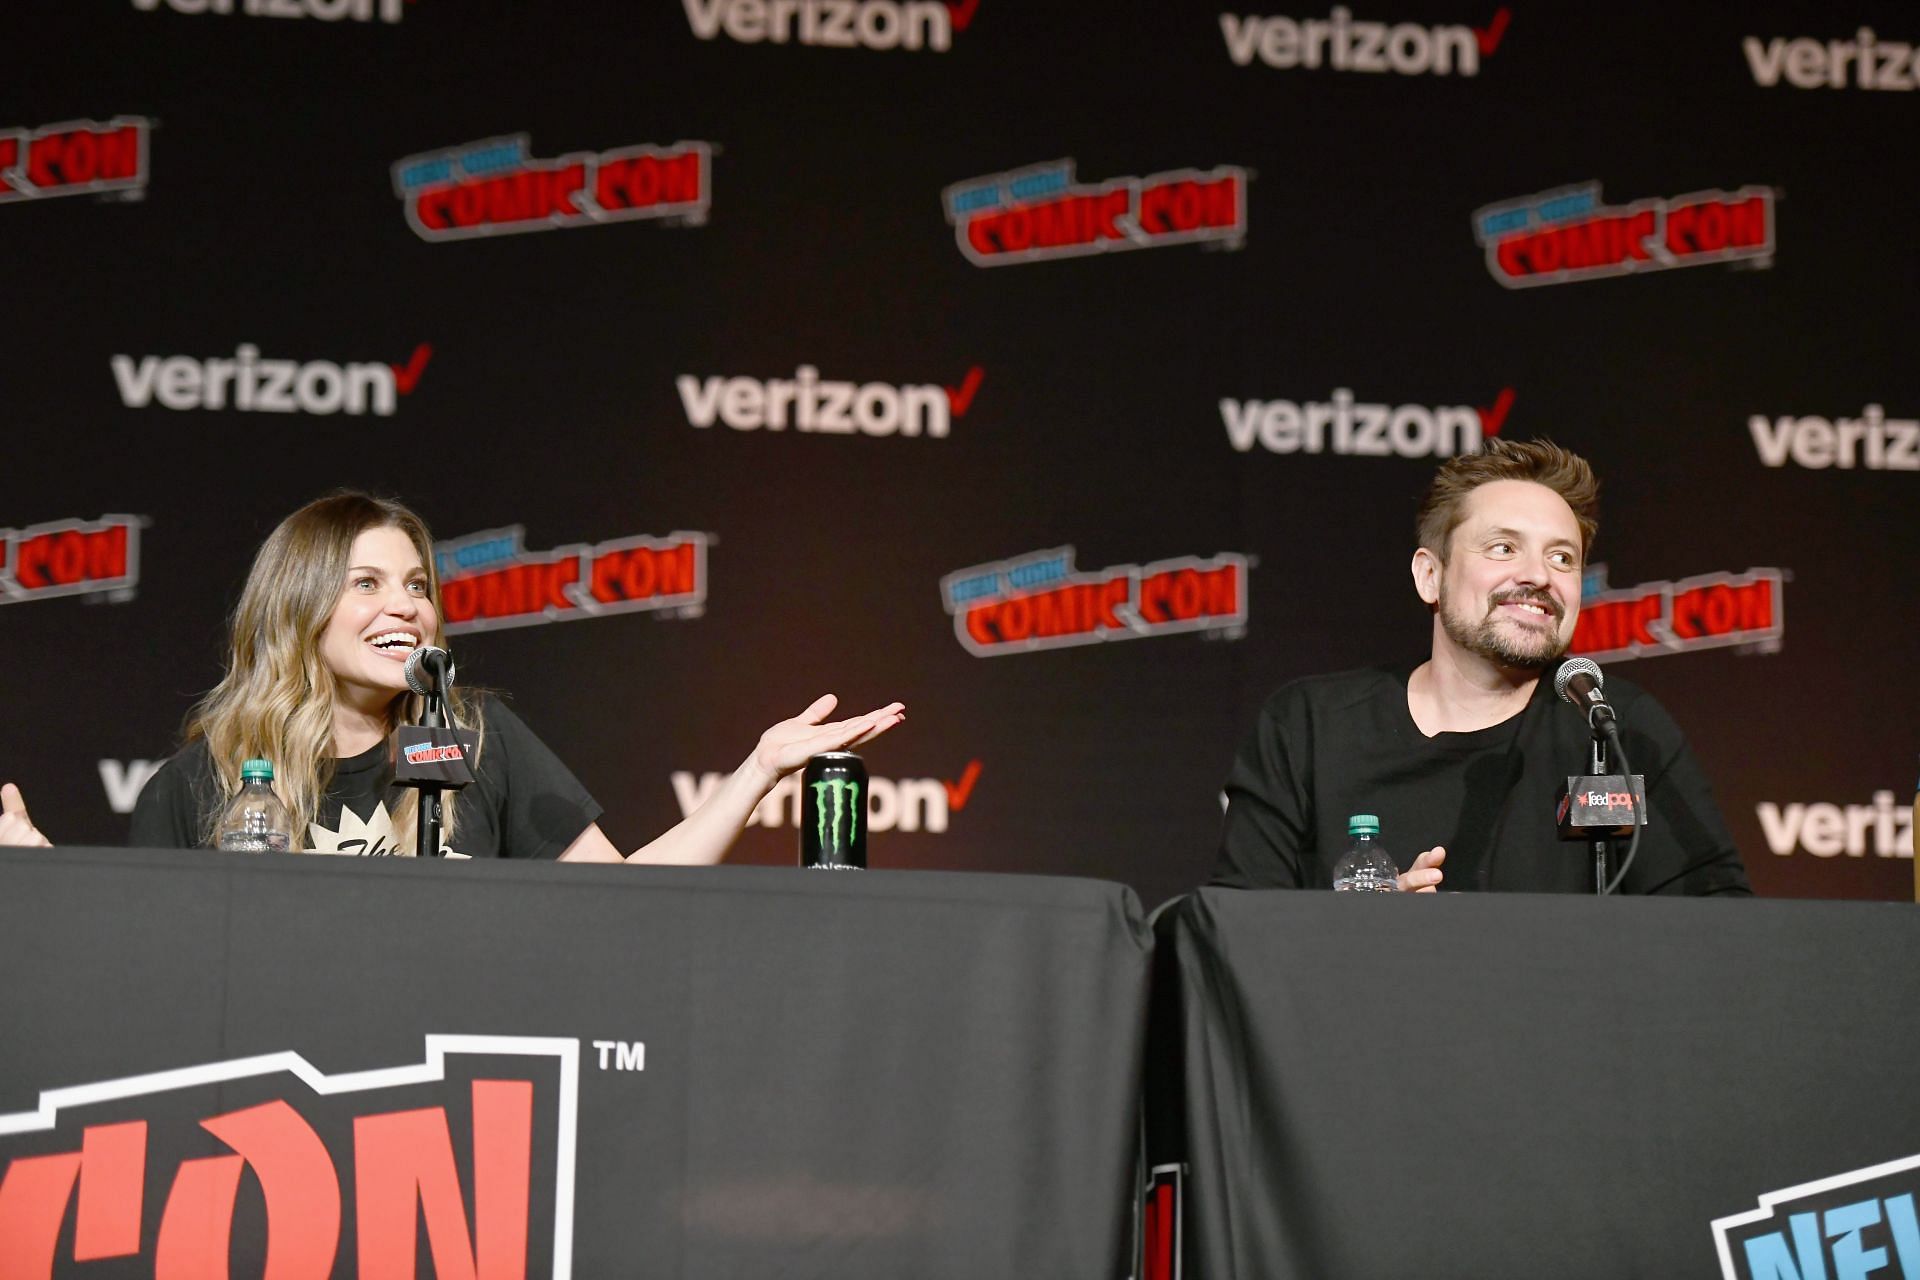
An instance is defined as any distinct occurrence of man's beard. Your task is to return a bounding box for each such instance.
[1438,584,1569,670]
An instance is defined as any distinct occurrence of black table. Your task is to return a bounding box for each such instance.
[1150,888,1920,1280]
[0,848,1152,1279]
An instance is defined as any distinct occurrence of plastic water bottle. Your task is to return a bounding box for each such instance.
[1331,814,1400,892]
[216,759,294,853]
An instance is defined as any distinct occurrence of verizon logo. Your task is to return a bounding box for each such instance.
[132,0,408,21]
[677,365,983,438]
[110,343,432,415]
[1745,28,1919,90]
[1757,791,1913,858]
[1221,6,1509,76]
[672,760,980,832]
[1749,405,1919,470]
[683,0,970,51]
[1220,387,1509,457]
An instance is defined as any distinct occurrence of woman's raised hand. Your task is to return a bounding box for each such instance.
[751,695,906,782]
[0,783,51,847]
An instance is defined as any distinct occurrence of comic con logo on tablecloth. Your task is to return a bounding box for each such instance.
[1712,1151,1920,1278]
[392,135,710,242]
[110,343,433,415]
[434,526,709,633]
[0,516,141,607]
[1472,183,1774,288]
[0,1036,581,1278]
[1568,565,1784,664]
[0,119,149,204]
[1750,404,1920,471]
[1220,5,1510,76]
[131,0,413,22]
[1745,26,1920,90]
[941,546,1248,656]
[942,159,1247,267]
[683,0,979,50]
[677,364,984,438]
[1222,386,1513,458]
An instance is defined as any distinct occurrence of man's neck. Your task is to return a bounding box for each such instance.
[1407,644,1541,737]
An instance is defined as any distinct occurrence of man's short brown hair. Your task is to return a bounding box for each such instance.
[1416,438,1600,563]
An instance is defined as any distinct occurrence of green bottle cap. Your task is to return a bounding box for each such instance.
[1347,814,1380,836]
[240,759,274,782]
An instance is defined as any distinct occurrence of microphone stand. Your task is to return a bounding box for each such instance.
[1588,730,1609,895]
[416,687,448,859]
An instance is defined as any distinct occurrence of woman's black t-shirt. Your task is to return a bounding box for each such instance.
[128,694,602,859]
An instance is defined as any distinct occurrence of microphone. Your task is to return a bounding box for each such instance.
[1553,657,1617,736]
[402,645,455,698]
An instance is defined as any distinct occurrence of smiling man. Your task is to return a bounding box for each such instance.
[1213,438,1751,894]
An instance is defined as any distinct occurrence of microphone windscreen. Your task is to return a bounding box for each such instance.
[403,646,454,697]
[1553,656,1603,704]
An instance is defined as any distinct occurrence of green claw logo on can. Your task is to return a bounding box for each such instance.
[812,778,861,849]
[800,752,868,869]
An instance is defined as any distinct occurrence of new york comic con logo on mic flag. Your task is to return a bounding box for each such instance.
[0,1036,581,1278]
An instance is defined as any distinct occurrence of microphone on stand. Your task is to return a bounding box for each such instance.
[1553,657,1617,738]
[394,645,472,858]
[1550,657,1645,894]
[402,645,455,700]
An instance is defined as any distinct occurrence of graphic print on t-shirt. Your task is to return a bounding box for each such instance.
[305,800,463,858]
[308,801,405,856]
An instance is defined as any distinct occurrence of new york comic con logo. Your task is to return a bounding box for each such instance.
[0,118,149,203]
[941,546,1247,656]
[0,1035,579,1278]
[942,159,1247,267]
[0,516,141,607]
[392,135,711,243]
[435,525,709,633]
[1713,1151,1920,1279]
[1569,565,1784,664]
[1472,182,1774,288]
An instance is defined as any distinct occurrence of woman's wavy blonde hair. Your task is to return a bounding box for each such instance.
[185,492,478,851]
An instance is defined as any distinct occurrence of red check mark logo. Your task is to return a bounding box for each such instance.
[1475,7,1511,56]
[946,0,979,32]
[945,366,985,417]
[1477,387,1515,436]
[391,342,433,395]
[943,760,983,811]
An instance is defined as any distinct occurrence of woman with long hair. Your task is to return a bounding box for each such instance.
[1,492,903,860]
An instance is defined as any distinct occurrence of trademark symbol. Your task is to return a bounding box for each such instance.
[592,1039,646,1072]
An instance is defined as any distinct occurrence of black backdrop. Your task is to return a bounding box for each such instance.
[4,0,1915,906]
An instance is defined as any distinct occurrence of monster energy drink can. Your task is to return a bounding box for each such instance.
[800,751,868,870]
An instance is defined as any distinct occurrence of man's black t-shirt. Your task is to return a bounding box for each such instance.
[129,694,602,859]
[1213,663,1752,894]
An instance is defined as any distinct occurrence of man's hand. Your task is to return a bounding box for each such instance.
[0,783,51,847]
[1399,845,1444,892]
[751,695,907,784]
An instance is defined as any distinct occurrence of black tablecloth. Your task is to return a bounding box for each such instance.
[1152,888,1920,1280]
[0,848,1152,1278]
